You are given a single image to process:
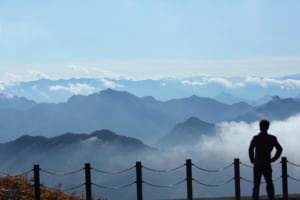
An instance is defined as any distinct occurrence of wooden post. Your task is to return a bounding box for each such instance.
[281,157,288,200]
[85,163,92,200]
[34,164,40,200]
[234,158,241,200]
[186,159,193,200]
[136,161,143,200]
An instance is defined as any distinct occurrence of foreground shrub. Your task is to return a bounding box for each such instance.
[0,175,105,200]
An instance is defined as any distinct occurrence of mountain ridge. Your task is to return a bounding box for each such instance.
[234,96,300,122]
[157,116,216,148]
[0,89,252,143]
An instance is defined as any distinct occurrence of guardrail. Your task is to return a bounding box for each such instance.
[1,156,299,200]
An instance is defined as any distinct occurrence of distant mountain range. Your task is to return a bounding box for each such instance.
[1,75,300,103]
[0,89,253,143]
[1,89,300,143]
[1,85,300,199]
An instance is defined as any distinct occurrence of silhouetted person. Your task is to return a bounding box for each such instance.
[249,120,282,200]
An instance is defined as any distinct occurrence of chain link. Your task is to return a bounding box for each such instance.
[92,166,135,174]
[143,179,186,188]
[62,183,85,191]
[92,181,136,189]
[0,169,33,177]
[287,161,300,168]
[289,175,300,182]
[40,168,84,176]
[193,177,234,187]
[192,163,233,173]
[143,164,185,173]
[240,162,253,169]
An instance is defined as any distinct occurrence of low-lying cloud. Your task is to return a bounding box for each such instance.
[142,115,300,198]
[245,77,300,89]
[181,76,300,90]
[0,83,5,92]
[3,116,300,199]
[190,115,300,165]
[49,83,96,95]
[100,78,123,89]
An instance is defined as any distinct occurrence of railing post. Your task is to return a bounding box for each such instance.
[34,164,40,200]
[136,161,143,200]
[186,159,193,200]
[281,157,288,200]
[85,163,92,200]
[234,158,241,200]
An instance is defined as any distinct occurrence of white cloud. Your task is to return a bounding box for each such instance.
[31,85,50,100]
[49,83,97,95]
[206,77,245,88]
[195,121,256,162]
[100,79,123,89]
[181,80,205,86]
[181,78,245,88]
[66,65,91,74]
[194,115,300,164]
[29,70,49,79]
[0,83,5,91]
[181,76,300,90]
[245,76,300,89]
[158,116,300,196]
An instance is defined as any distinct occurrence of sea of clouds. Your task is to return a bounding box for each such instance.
[133,115,300,199]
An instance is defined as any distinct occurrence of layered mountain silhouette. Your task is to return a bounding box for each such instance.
[0,89,252,143]
[3,75,300,103]
[0,93,36,110]
[157,117,216,148]
[1,89,300,144]
[213,92,245,104]
[0,129,153,173]
[235,96,300,122]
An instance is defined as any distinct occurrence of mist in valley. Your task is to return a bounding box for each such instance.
[2,115,300,200]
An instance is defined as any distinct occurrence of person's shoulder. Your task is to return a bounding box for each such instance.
[252,134,260,140]
[253,132,262,137]
[267,133,278,140]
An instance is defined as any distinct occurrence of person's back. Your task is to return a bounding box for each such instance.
[250,133,280,165]
[248,120,282,200]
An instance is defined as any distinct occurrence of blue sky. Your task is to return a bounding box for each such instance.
[1,0,300,80]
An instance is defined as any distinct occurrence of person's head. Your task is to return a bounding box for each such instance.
[259,120,270,132]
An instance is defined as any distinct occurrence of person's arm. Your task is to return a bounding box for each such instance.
[249,137,255,164]
[271,137,283,162]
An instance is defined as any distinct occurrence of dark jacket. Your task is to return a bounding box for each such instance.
[249,132,282,165]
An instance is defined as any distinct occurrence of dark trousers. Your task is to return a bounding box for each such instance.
[252,163,274,200]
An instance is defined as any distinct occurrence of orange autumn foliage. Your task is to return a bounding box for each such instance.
[0,175,105,200]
